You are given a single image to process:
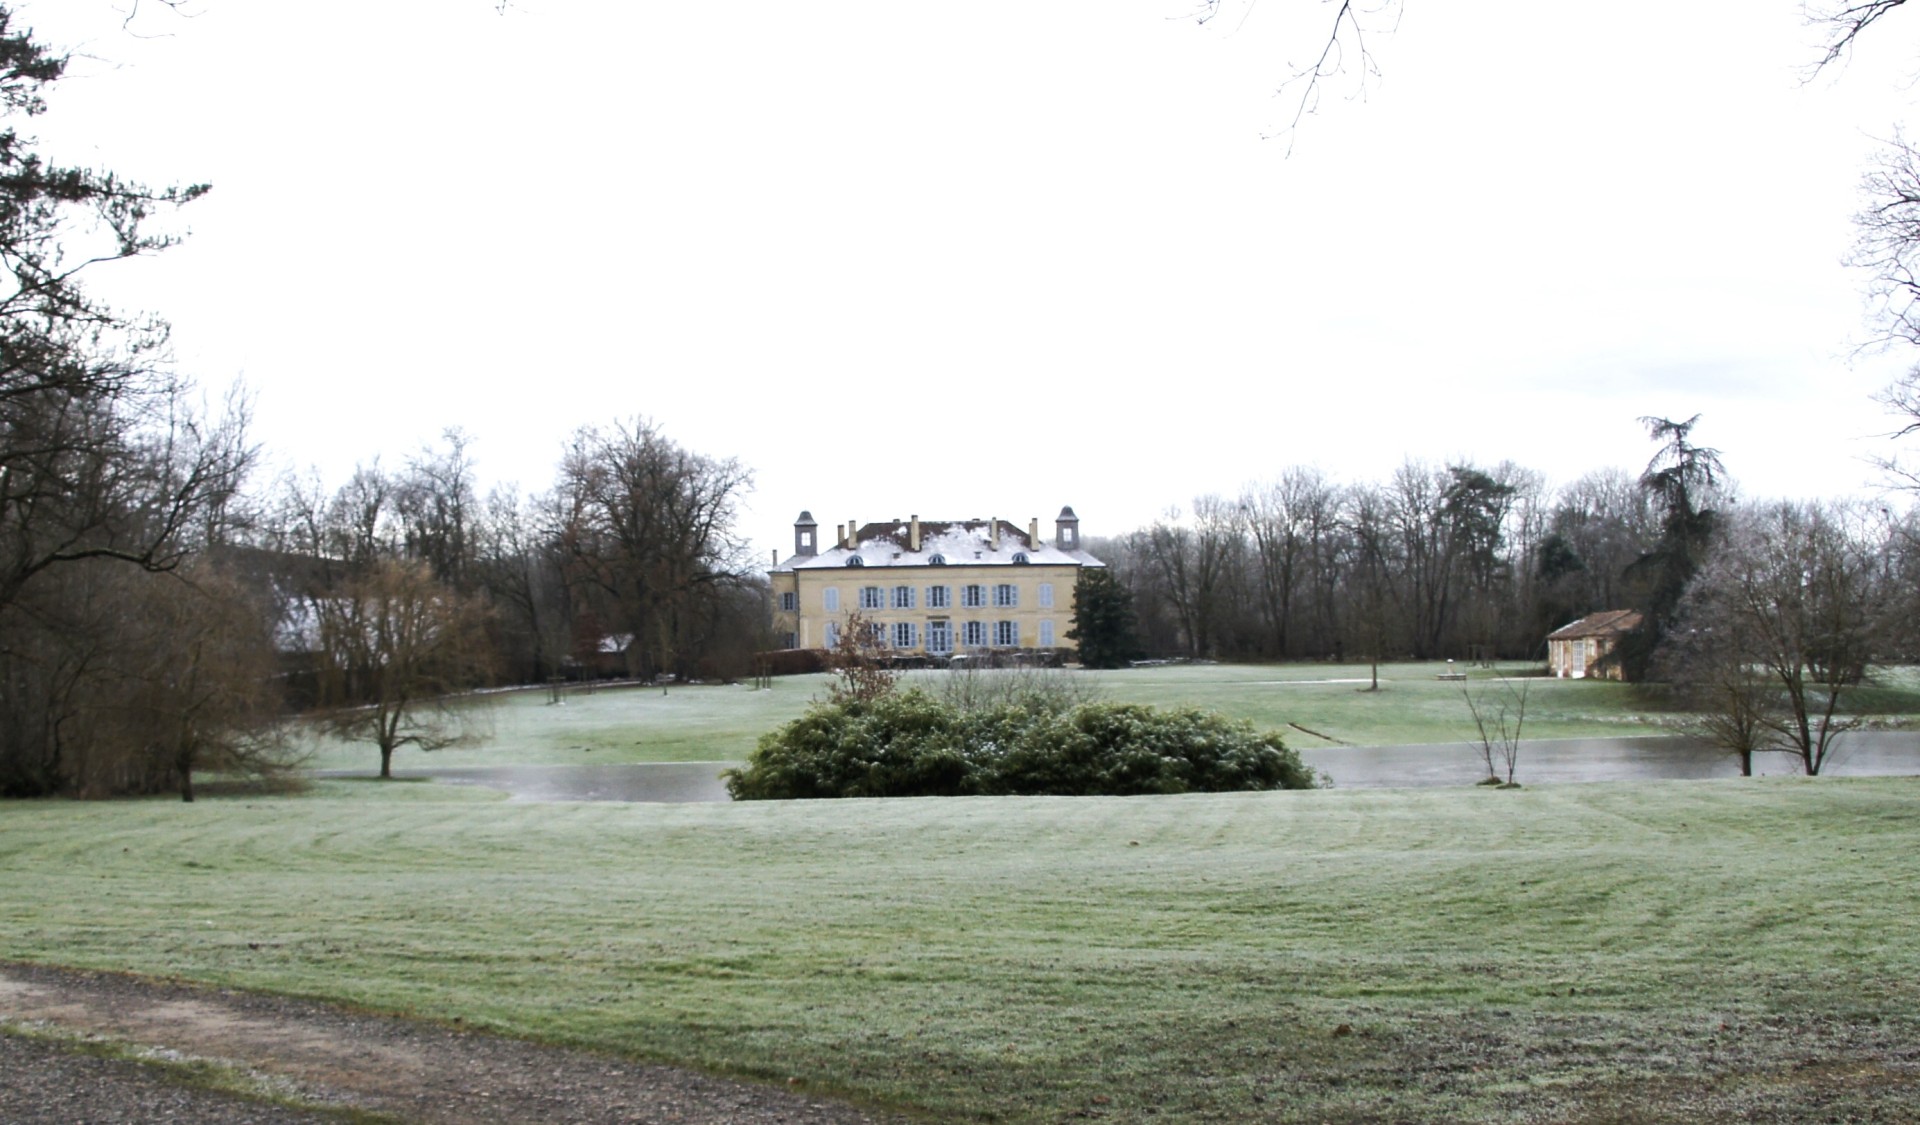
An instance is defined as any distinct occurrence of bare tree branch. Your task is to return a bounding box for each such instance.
[1807,0,1912,71]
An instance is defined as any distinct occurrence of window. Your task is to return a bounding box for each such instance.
[779,631,797,649]
[823,588,840,613]
[859,586,884,610]
[893,621,916,648]
[1037,582,1053,608]
[1011,551,1029,565]
[779,591,797,612]
[892,585,915,609]
[844,556,864,567]
[962,620,986,648]
[926,585,951,609]
[824,621,840,648]
[1039,620,1054,647]
[993,620,1019,647]
[926,621,953,653]
[962,584,986,608]
[993,583,1018,607]
[927,554,947,566]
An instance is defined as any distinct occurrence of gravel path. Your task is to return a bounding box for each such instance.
[0,962,916,1124]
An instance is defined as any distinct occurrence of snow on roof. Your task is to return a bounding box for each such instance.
[772,517,1103,572]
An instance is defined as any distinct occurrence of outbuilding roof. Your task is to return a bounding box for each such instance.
[1546,609,1643,640]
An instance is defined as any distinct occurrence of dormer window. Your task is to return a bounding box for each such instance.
[1011,552,1030,565]
[845,557,864,567]
[927,554,947,566]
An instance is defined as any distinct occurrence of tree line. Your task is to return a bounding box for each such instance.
[1089,416,1920,776]
[1093,456,1661,667]
[0,10,765,799]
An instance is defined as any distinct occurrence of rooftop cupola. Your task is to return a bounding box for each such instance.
[794,511,819,557]
[1056,505,1081,550]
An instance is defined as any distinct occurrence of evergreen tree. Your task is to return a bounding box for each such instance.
[1618,414,1726,680]
[1068,568,1140,669]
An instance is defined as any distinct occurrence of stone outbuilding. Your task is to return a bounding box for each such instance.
[1545,610,1643,680]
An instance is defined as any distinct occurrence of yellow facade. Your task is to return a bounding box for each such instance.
[768,509,1101,658]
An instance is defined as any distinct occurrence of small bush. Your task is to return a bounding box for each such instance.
[723,691,1318,800]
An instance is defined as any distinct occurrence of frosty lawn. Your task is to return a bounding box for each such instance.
[5,777,1918,1121]
[298,662,1720,774]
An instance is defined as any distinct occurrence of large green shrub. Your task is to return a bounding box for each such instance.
[723,690,1318,800]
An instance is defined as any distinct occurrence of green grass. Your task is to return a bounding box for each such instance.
[297,679,819,771]
[301,663,1696,774]
[7,778,1919,1120]
[1068,662,1676,747]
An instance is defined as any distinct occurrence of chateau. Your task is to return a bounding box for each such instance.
[768,507,1105,657]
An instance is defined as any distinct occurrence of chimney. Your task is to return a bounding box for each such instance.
[909,514,921,552]
[847,517,856,549]
[836,523,846,549]
[989,517,1000,551]
[1028,517,1039,546]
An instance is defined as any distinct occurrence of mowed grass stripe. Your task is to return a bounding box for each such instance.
[5,777,1919,1120]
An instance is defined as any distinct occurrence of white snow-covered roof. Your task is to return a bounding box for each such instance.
[772,518,1103,572]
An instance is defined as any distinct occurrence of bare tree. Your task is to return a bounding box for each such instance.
[1808,0,1914,70]
[550,418,752,682]
[1341,482,1399,690]
[124,562,295,801]
[1240,468,1340,658]
[395,429,480,591]
[1664,626,1779,778]
[1851,132,1920,355]
[1193,0,1402,153]
[0,558,290,798]
[1139,498,1241,659]
[312,558,493,778]
[474,485,574,686]
[825,611,896,704]
[1462,676,1528,786]
[1672,501,1886,776]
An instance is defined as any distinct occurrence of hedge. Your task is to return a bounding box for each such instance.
[724,690,1318,799]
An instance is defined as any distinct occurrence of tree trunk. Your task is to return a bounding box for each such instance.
[380,744,394,779]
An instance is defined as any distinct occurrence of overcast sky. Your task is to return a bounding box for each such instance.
[18,0,1920,559]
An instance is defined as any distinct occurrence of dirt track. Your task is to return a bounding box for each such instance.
[0,962,913,1124]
